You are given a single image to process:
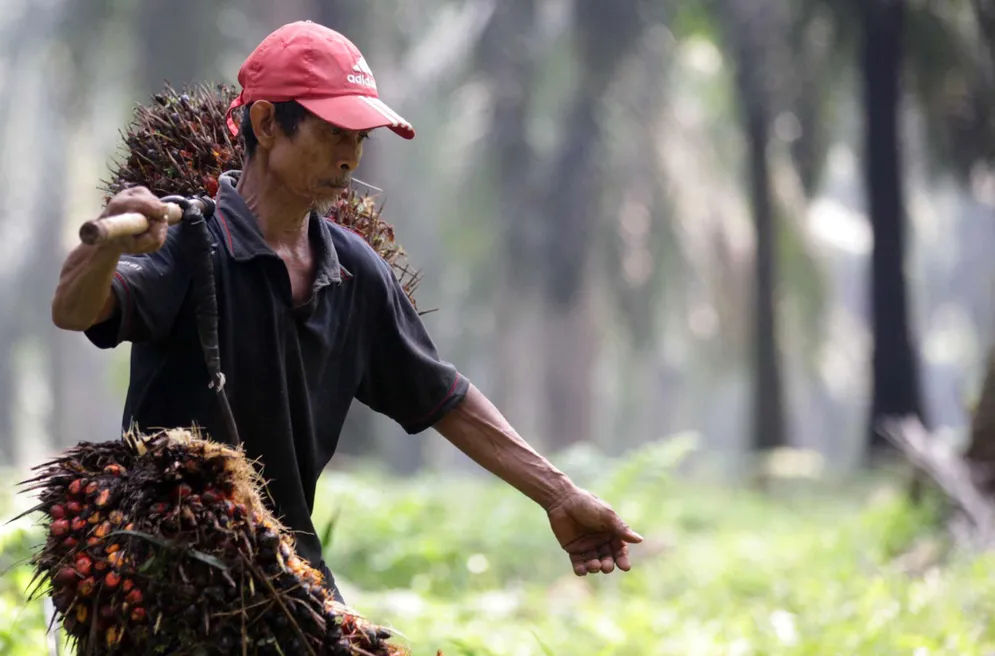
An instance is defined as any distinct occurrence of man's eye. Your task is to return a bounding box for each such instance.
[358,132,371,142]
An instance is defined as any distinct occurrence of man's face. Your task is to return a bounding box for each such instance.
[266,112,369,206]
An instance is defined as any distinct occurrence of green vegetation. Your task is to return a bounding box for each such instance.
[4,439,995,655]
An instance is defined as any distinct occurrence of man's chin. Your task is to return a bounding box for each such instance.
[309,184,349,216]
[311,195,340,217]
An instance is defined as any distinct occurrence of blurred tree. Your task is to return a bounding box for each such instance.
[974,0,995,69]
[0,3,37,462]
[786,2,850,198]
[136,0,226,95]
[0,0,116,460]
[536,1,646,449]
[968,354,995,495]
[964,0,995,493]
[718,0,788,450]
[474,0,542,435]
[861,0,926,457]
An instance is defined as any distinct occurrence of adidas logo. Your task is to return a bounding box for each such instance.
[347,57,377,90]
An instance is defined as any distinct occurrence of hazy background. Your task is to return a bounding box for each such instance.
[1,0,994,478]
[5,1,995,654]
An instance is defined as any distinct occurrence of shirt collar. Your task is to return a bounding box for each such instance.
[215,171,342,285]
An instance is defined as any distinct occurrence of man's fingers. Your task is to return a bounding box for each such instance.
[570,554,588,576]
[579,548,601,574]
[599,554,615,573]
[613,540,631,571]
[105,187,168,224]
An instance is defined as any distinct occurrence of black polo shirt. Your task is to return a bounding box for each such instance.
[85,172,468,578]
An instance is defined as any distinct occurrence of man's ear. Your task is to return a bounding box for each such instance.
[249,101,278,151]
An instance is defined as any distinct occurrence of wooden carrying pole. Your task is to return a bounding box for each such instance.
[78,203,183,245]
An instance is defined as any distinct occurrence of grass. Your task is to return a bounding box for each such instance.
[3,436,994,655]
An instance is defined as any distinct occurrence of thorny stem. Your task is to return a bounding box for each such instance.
[240,553,318,656]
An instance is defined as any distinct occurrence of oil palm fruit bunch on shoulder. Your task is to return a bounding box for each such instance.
[20,429,406,655]
[102,82,420,306]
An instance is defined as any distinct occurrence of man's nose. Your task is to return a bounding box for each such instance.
[336,136,363,172]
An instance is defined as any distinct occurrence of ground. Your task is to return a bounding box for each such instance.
[3,437,994,655]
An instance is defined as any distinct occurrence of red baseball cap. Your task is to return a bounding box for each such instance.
[226,21,414,140]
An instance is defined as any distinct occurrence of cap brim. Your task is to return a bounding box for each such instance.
[297,95,415,140]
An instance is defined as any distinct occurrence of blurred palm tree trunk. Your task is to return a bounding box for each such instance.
[538,2,643,449]
[861,0,925,458]
[966,0,995,494]
[967,355,995,495]
[721,0,786,450]
[974,0,995,71]
[0,8,34,463]
[476,1,546,439]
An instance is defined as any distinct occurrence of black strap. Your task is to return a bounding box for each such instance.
[166,195,241,447]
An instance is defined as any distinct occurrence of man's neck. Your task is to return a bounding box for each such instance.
[235,159,311,250]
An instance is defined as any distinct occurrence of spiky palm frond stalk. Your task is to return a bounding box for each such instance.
[101,83,421,305]
[21,429,406,655]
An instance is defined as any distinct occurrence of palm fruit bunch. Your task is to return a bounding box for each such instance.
[20,429,406,655]
[101,82,420,305]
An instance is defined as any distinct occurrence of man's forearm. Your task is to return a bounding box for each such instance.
[433,382,574,509]
[51,243,120,331]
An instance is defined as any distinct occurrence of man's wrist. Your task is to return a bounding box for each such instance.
[537,472,576,512]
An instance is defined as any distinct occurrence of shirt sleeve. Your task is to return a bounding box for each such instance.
[84,226,192,348]
[355,257,468,434]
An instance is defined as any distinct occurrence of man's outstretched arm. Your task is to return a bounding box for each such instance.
[433,382,643,575]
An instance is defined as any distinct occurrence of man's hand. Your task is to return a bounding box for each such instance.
[547,488,643,576]
[99,186,170,254]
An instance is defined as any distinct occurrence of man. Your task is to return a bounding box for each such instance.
[51,21,641,599]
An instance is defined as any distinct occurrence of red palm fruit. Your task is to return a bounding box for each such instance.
[78,577,95,597]
[122,578,134,593]
[124,522,134,531]
[85,481,100,496]
[50,519,69,536]
[130,606,146,623]
[106,626,120,647]
[105,543,120,554]
[107,551,124,568]
[61,536,78,549]
[75,554,92,576]
[49,504,65,519]
[75,603,88,623]
[68,478,85,496]
[94,559,108,573]
[108,510,124,525]
[94,521,112,538]
[71,517,87,532]
[204,176,219,196]
[125,588,143,605]
[99,605,116,620]
[66,500,82,515]
[88,512,102,525]
[53,567,78,588]
[95,489,111,507]
[86,537,101,547]
[103,463,125,476]
[104,571,121,588]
